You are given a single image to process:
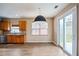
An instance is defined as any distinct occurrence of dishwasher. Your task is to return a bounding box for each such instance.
[0,35,7,44]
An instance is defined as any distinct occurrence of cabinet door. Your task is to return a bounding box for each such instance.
[20,35,24,43]
[0,22,2,30]
[17,35,24,44]
[7,35,15,43]
[19,21,27,31]
[2,20,10,31]
[12,35,16,43]
[7,35,12,43]
[16,36,20,43]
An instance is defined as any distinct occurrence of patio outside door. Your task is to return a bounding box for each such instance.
[64,13,72,55]
[58,7,77,55]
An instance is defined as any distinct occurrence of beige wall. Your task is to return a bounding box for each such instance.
[8,18,54,43]
[26,18,54,43]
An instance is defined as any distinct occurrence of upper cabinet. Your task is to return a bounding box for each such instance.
[0,18,11,31]
[0,21,2,30]
[0,18,27,31]
[2,20,10,31]
[19,20,27,31]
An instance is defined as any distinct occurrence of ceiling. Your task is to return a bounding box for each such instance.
[0,3,69,18]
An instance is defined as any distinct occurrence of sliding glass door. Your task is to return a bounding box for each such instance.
[58,7,77,55]
[64,14,72,55]
[59,18,64,47]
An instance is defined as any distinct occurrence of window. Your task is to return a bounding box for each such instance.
[10,26,20,33]
[32,21,48,35]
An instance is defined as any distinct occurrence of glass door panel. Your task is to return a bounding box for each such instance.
[64,14,72,55]
[58,7,77,55]
[59,19,64,47]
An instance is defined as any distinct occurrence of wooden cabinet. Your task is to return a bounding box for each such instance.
[0,20,10,31]
[19,20,27,31]
[0,21,2,30]
[2,20,10,31]
[7,35,25,44]
[7,35,15,43]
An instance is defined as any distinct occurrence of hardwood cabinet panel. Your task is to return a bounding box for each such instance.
[0,22,2,30]
[0,20,10,31]
[11,35,16,43]
[7,35,12,43]
[16,35,24,43]
[16,36,20,43]
[19,21,27,31]
[7,35,24,44]
[19,35,24,43]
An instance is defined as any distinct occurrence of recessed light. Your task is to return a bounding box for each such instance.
[16,14,18,17]
[54,5,58,9]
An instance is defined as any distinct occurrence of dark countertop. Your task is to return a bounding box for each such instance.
[2,31,26,35]
[6,33,25,35]
[6,32,26,35]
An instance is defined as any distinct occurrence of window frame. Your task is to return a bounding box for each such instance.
[31,21,48,36]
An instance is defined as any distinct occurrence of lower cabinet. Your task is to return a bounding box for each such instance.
[7,35,24,44]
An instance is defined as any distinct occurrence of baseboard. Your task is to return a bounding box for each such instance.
[24,42,52,44]
[52,41,57,46]
[0,41,57,45]
[58,45,71,56]
[24,42,57,46]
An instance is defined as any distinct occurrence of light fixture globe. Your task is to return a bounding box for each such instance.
[34,15,46,22]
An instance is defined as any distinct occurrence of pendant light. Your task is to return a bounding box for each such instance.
[34,8,46,22]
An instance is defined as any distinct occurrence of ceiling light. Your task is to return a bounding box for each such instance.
[16,14,18,17]
[34,8,46,22]
[34,15,46,21]
[54,5,58,9]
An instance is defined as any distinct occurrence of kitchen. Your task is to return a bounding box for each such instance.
[0,18,27,44]
[0,3,70,56]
